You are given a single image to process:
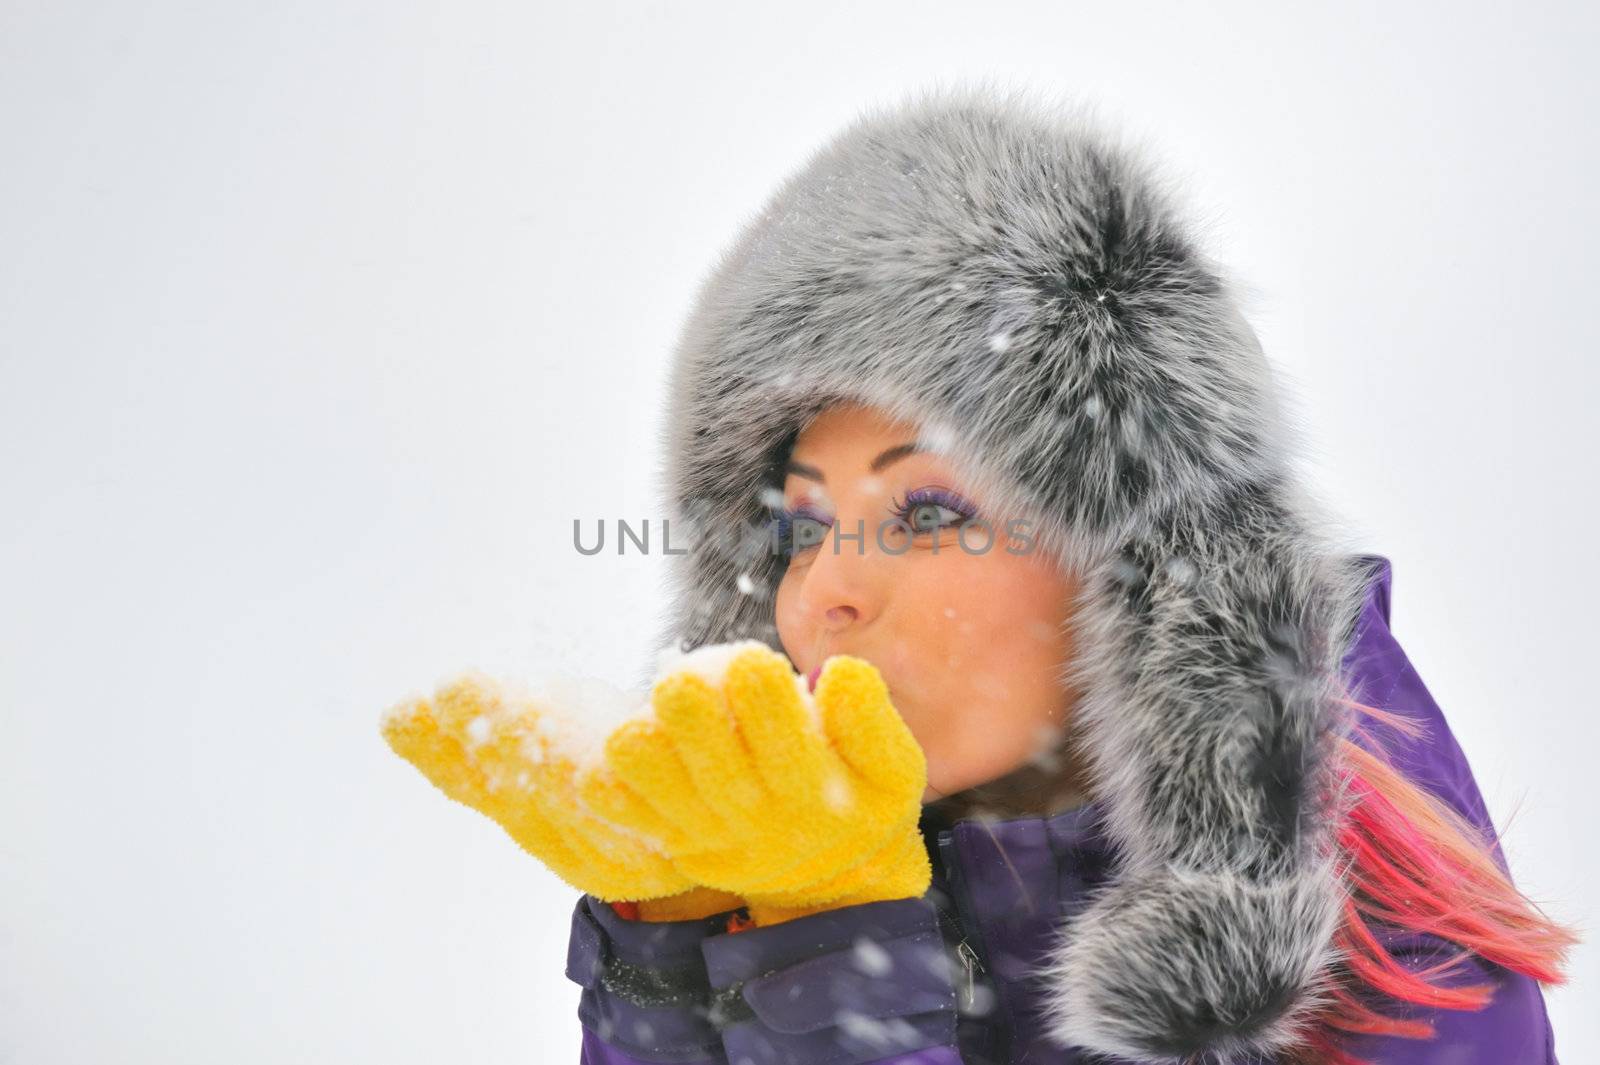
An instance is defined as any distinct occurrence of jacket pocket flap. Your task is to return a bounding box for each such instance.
[739,927,957,1035]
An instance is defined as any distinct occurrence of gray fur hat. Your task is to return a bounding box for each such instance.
[650,82,1373,1062]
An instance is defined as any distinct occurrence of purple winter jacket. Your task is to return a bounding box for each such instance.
[563,554,1561,1064]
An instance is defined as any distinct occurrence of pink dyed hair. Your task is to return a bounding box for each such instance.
[1284,691,1580,1065]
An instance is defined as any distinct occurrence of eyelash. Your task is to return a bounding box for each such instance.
[889,486,978,533]
[772,487,978,556]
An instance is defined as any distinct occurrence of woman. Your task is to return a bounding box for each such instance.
[442,84,1580,1062]
[560,85,1576,1064]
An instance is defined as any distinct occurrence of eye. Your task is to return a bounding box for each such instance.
[773,506,832,557]
[890,487,977,533]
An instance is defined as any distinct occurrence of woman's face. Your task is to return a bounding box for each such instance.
[774,401,1083,803]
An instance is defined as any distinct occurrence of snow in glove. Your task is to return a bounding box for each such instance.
[379,670,742,922]
[577,640,932,927]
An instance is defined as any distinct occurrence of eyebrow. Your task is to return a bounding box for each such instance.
[783,441,923,484]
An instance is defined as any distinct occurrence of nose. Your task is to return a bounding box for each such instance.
[797,523,883,635]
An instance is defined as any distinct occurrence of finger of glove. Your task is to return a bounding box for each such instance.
[600,717,729,844]
[453,710,679,893]
[518,774,690,898]
[505,738,689,896]
[576,762,683,850]
[815,818,931,901]
[508,791,690,900]
[516,738,672,863]
[814,656,926,796]
[381,699,497,811]
[431,673,509,742]
[723,645,836,797]
[383,701,687,899]
[744,838,929,926]
[732,811,901,899]
[496,799,587,881]
[650,670,765,823]
[747,818,930,915]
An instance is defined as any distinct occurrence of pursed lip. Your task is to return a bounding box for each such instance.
[804,657,898,704]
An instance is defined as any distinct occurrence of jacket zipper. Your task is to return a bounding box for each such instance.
[954,939,984,1011]
[936,832,992,1012]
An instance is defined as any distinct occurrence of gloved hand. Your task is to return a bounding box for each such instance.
[380,671,743,922]
[577,641,931,927]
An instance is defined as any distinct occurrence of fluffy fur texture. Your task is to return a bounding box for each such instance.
[649,82,1376,1062]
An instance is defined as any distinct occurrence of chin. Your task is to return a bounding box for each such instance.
[922,760,970,802]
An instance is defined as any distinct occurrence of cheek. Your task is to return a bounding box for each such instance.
[860,557,946,678]
[774,567,808,663]
[917,554,1070,688]
[906,553,1076,777]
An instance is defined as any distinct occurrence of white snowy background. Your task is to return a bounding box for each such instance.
[2,1,1595,1061]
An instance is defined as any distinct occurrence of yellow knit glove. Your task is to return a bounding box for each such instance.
[379,672,743,922]
[577,641,931,927]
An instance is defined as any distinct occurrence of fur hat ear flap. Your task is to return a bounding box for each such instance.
[651,82,1374,1060]
[1042,860,1347,1061]
[1035,517,1375,1061]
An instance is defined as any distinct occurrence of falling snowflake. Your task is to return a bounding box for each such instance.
[834,1010,922,1050]
[1163,554,1199,588]
[917,419,959,455]
[852,936,894,976]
